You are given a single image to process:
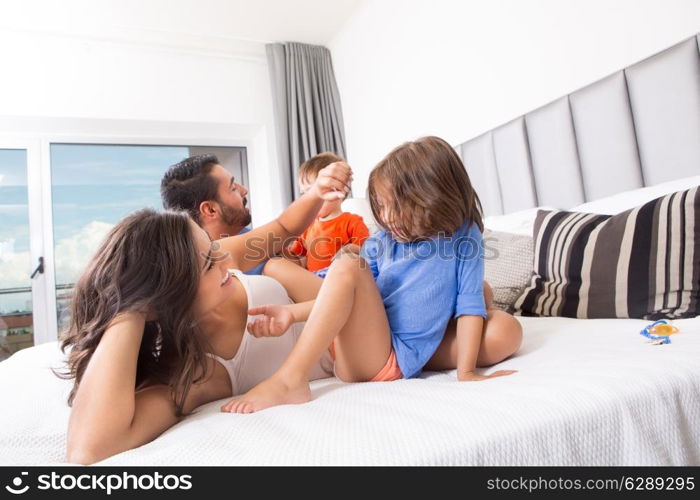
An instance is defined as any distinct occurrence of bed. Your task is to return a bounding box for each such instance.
[1,312,699,466]
[1,34,699,466]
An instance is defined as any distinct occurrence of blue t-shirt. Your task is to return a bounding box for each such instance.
[238,226,265,276]
[359,221,487,379]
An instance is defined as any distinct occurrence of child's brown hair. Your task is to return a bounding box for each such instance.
[368,136,483,241]
[299,152,350,198]
[299,152,344,183]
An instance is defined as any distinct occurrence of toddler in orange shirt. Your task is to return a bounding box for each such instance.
[286,152,370,277]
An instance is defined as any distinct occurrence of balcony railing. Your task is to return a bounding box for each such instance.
[0,283,75,296]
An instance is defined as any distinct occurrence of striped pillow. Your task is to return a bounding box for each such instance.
[513,186,700,319]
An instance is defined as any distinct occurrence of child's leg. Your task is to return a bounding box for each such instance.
[222,253,393,413]
[424,281,523,371]
[263,257,323,302]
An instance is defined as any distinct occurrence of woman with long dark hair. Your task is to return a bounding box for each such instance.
[57,162,351,464]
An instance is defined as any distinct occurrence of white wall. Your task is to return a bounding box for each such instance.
[329,0,700,196]
[0,27,283,226]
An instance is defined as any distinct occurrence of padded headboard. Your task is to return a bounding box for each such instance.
[456,34,700,216]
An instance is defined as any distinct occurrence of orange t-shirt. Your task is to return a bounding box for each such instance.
[287,212,370,272]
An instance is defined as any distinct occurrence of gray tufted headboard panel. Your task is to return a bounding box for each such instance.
[456,34,700,216]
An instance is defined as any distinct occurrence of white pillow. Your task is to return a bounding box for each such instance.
[483,176,700,236]
[571,175,700,215]
[484,206,555,236]
[341,197,379,235]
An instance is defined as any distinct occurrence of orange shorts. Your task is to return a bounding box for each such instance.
[327,339,403,381]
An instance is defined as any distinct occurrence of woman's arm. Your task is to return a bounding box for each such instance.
[65,312,205,464]
[288,300,315,322]
[246,300,316,338]
[219,162,352,272]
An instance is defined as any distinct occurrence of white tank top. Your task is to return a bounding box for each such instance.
[206,268,335,396]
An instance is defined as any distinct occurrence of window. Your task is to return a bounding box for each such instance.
[0,149,33,360]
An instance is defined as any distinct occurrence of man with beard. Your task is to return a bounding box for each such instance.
[161,154,267,275]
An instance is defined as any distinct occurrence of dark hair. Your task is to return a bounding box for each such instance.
[368,136,484,241]
[54,208,211,417]
[161,154,220,224]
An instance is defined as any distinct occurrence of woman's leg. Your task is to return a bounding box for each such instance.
[222,252,393,413]
[424,281,523,371]
[263,257,323,302]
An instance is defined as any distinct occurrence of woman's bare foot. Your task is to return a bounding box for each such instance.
[220,373,312,414]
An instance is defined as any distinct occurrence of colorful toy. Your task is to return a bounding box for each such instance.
[639,319,680,345]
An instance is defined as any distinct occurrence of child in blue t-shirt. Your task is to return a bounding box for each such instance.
[221,136,523,414]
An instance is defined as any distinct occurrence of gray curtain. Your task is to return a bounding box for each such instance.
[266,42,347,203]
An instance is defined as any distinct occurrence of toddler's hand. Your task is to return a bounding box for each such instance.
[247,305,295,337]
[457,369,518,382]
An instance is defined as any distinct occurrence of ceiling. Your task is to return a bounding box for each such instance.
[0,0,366,54]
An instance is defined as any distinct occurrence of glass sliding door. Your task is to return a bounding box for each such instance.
[0,149,34,360]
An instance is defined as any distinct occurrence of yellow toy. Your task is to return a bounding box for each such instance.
[640,319,680,345]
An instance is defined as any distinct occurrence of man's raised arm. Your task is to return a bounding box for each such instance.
[218,162,353,272]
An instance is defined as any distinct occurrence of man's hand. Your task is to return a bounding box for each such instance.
[308,162,353,200]
[247,305,295,337]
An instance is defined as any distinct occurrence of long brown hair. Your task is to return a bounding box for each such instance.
[54,208,211,417]
[368,136,484,240]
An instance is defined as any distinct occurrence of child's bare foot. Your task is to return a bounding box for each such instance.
[220,373,311,414]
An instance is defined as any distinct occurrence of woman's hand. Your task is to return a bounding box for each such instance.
[308,161,353,200]
[247,305,295,337]
[457,369,518,382]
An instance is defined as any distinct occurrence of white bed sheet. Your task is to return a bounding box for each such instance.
[1,315,699,466]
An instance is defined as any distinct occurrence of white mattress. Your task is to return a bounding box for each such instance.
[1,314,699,466]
